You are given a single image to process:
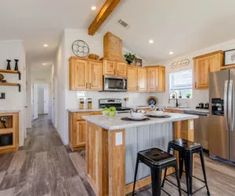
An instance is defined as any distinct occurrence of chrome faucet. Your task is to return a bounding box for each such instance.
[169,92,179,107]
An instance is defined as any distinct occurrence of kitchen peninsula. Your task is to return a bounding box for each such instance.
[83,112,198,196]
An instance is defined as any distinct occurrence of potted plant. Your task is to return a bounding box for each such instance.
[186,93,191,99]
[124,53,136,64]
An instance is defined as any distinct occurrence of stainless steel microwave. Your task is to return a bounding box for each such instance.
[103,76,127,92]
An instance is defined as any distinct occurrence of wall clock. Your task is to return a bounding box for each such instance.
[72,40,90,57]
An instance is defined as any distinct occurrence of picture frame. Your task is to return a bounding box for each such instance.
[134,58,142,67]
[224,49,235,66]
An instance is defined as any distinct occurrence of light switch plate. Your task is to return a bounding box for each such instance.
[115,132,123,146]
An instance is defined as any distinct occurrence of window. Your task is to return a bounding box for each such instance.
[169,69,192,98]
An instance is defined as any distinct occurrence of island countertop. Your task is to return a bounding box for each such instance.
[83,112,198,131]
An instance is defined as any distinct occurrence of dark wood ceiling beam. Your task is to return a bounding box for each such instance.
[88,0,121,35]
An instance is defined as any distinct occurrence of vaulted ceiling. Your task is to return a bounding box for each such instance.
[0,0,235,68]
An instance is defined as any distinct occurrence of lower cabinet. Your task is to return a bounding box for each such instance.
[69,111,101,151]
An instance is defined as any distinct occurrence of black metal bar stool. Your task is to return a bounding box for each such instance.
[162,138,210,196]
[132,147,181,196]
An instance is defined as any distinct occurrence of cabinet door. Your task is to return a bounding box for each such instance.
[147,68,157,92]
[69,58,88,90]
[157,66,165,92]
[209,53,223,72]
[74,120,86,147]
[116,62,127,77]
[103,60,116,75]
[127,66,138,91]
[89,61,103,91]
[194,58,210,89]
[137,67,147,92]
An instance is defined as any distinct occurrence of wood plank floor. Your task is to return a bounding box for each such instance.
[0,115,235,195]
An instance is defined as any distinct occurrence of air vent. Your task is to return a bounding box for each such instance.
[118,19,129,28]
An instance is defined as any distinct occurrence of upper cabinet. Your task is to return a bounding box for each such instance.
[127,65,138,91]
[69,57,103,91]
[137,67,147,92]
[146,66,165,92]
[194,51,224,89]
[103,60,127,77]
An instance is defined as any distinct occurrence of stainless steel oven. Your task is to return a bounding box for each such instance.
[103,76,127,92]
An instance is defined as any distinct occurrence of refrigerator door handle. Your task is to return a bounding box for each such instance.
[224,80,229,131]
[229,80,235,131]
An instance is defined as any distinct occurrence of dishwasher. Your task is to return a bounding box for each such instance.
[184,110,209,150]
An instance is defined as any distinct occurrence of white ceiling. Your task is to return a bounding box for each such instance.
[0,0,104,70]
[101,0,235,63]
[0,0,235,68]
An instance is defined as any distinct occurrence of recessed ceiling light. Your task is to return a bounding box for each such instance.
[43,44,48,48]
[169,51,174,55]
[91,6,97,11]
[42,63,48,66]
[148,39,154,44]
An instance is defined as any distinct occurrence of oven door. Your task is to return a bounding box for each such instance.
[103,76,127,92]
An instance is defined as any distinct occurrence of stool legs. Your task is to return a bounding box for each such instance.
[174,165,182,196]
[199,149,210,195]
[184,152,193,196]
[132,157,140,196]
[179,151,184,179]
[151,168,162,196]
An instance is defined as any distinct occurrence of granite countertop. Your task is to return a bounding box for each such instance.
[83,112,198,131]
[166,106,209,115]
[67,108,102,112]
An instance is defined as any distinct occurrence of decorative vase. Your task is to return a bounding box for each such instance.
[14,59,19,71]
[6,59,11,70]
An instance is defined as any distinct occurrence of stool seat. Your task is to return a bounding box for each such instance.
[163,138,210,196]
[133,147,181,196]
[138,148,176,167]
[169,138,201,151]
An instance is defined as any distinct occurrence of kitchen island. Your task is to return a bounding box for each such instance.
[83,112,198,196]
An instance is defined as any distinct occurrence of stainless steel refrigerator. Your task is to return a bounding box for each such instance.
[208,69,235,162]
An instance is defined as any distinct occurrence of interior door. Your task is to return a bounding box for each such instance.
[43,86,49,114]
[33,84,38,120]
[208,70,229,159]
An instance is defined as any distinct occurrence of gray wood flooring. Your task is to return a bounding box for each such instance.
[0,115,235,195]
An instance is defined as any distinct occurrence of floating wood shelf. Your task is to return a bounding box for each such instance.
[0,69,21,80]
[0,82,21,92]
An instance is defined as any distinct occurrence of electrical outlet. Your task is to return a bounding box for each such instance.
[0,93,5,99]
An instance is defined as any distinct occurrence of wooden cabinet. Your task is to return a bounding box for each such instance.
[194,51,224,89]
[127,65,138,91]
[146,66,165,92]
[103,60,127,77]
[103,60,116,75]
[116,62,127,77]
[0,112,19,154]
[69,57,103,91]
[69,111,101,151]
[137,67,147,92]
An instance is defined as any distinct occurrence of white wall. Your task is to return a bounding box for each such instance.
[55,29,152,145]
[0,40,26,146]
[156,39,235,108]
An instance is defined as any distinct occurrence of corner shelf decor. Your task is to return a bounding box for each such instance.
[0,69,21,92]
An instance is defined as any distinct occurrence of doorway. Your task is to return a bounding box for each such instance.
[32,83,49,120]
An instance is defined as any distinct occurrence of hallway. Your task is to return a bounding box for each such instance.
[0,115,93,196]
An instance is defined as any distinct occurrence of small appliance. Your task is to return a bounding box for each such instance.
[103,76,127,92]
[99,98,131,113]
